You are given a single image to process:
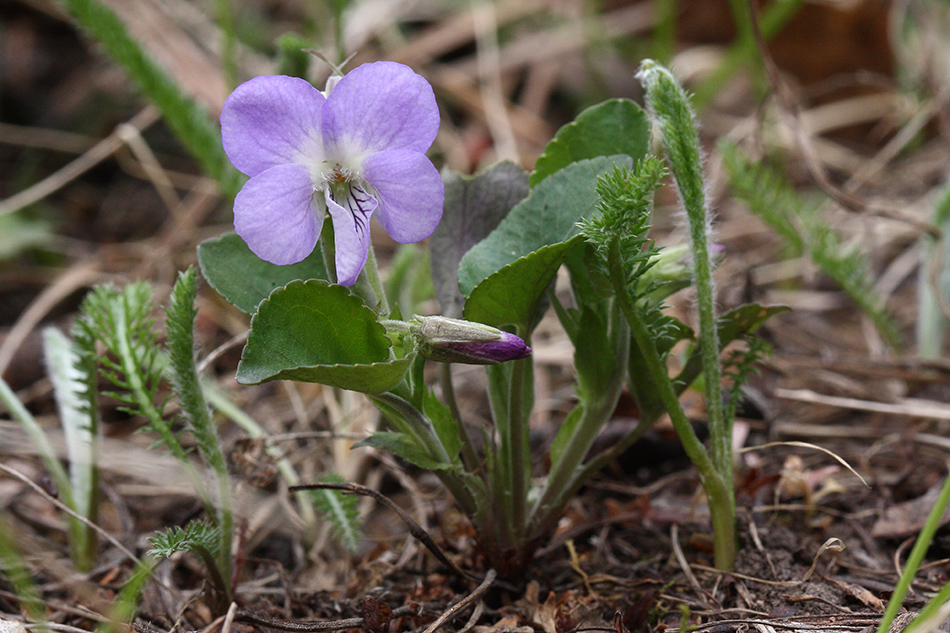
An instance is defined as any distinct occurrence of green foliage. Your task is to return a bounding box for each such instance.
[73,282,186,460]
[463,237,584,334]
[0,213,51,260]
[73,276,236,607]
[236,280,415,391]
[458,156,632,296]
[277,33,313,78]
[307,474,362,552]
[58,0,242,198]
[431,162,530,317]
[148,520,221,559]
[99,557,158,633]
[530,99,650,187]
[198,232,329,314]
[638,62,725,449]
[164,268,233,584]
[165,268,220,470]
[720,141,901,349]
[579,158,667,293]
[722,335,772,422]
[876,471,950,633]
[43,327,99,571]
[149,519,230,611]
[384,244,434,320]
[917,181,950,358]
[0,516,44,622]
[690,0,807,108]
[637,60,737,570]
[191,66,775,577]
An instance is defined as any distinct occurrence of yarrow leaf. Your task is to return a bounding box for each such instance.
[59,0,242,197]
[719,141,900,348]
[307,473,362,552]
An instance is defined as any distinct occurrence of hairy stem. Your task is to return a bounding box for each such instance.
[608,236,735,567]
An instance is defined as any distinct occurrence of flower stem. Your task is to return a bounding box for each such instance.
[639,59,735,568]
[528,301,628,536]
[440,363,480,471]
[369,392,479,517]
[356,242,390,316]
[506,357,529,540]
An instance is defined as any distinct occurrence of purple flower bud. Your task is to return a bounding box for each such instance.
[412,316,531,365]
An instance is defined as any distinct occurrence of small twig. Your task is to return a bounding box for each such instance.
[457,600,485,633]
[421,569,496,633]
[0,107,160,217]
[197,331,248,374]
[222,601,238,633]
[691,537,845,587]
[0,261,105,377]
[289,482,478,581]
[235,612,364,632]
[235,603,419,632]
[670,524,701,593]
[0,463,141,566]
[661,614,885,633]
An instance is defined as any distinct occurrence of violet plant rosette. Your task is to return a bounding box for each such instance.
[220,61,445,287]
[202,56,772,577]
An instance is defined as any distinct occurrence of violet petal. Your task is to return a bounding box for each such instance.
[325,185,378,286]
[234,163,322,265]
[221,75,326,176]
[363,149,444,243]
[322,61,439,160]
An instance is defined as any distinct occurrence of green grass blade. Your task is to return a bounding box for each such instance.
[57,0,242,197]
[876,471,950,633]
[0,516,46,625]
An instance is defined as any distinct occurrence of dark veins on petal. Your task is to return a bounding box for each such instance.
[336,184,376,238]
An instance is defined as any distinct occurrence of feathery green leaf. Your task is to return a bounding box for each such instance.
[720,141,901,348]
[308,474,362,551]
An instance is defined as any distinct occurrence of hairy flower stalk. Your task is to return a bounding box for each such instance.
[221,61,444,287]
[638,59,735,569]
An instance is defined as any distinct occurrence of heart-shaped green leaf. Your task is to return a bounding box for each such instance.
[463,236,584,333]
[431,162,529,317]
[198,232,328,314]
[236,280,411,392]
[530,99,650,187]
[458,155,632,297]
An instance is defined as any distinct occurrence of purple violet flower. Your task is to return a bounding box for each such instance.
[221,61,444,286]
